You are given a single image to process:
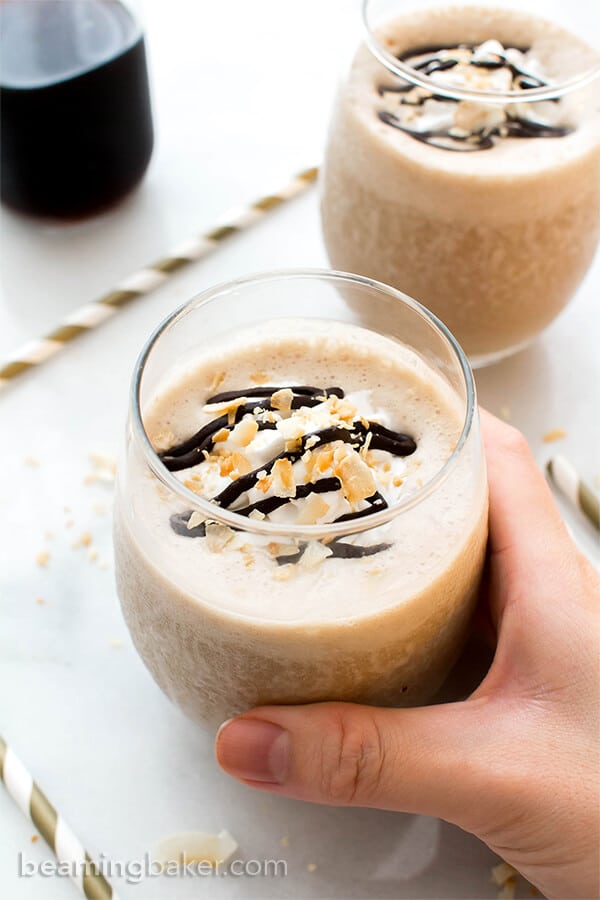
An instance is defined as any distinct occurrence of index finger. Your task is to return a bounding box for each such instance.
[479,408,578,619]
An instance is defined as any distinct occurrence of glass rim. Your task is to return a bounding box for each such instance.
[130,268,477,540]
[361,0,600,104]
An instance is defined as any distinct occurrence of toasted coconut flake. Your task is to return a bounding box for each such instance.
[303,450,317,479]
[184,479,203,495]
[273,565,295,581]
[491,863,518,887]
[285,438,302,453]
[305,435,319,449]
[205,523,235,553]
[218,456,235,477]
[393,476,404,487]
[248,509,266,520]
[272,459,296,498]
[203,397,248,426]
[334,447,376,504]
[208,371,226,394]
[543,428,567,443]
[36,551,50,567]
[154,830,237,868]
[89,451,117,473]
[359,431,373,460]
[314,448,334,474]
[231,416,258,447]
[256,476,273,494]
[152,429,177,453]
[300,541,333,568]
[250,371,271,384]
[270,388,293,412]
[296,493,330,525]
[212,428,230,444]
[330,397,358,423]
[187,511,205,530]
[230,452,252,477]
[270,542,299,558]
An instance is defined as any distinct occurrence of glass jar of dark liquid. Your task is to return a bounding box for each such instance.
[0,0,154,219]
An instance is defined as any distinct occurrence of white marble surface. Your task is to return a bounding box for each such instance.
[0,2,598,899]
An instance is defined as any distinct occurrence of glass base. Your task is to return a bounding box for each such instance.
[469,336,535,369]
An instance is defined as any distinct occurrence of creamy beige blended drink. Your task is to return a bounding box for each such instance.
[321,4,600,364]
[114,272,487,728]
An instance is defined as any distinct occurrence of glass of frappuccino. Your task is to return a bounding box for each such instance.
[321,1,600,366]
[114,270,488,728]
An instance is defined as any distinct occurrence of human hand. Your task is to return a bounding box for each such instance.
[216,411,600,900]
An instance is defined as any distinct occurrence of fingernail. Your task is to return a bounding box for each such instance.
[216,718,289,784]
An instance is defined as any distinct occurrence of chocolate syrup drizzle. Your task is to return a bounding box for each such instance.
[162,384,417,564]
[377,43,573,151]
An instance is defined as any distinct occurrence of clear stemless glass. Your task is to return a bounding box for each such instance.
[321,0,600,366]
[113,270,488,730]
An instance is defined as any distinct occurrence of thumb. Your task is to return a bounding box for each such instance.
[216,699,495,827]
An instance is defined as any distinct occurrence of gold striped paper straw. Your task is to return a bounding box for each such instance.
[0,735,117,899]
[546,455,600,531]
[0,165,319,390]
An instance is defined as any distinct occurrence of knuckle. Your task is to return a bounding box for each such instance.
[496,423,530,460]
[319,710,387,805]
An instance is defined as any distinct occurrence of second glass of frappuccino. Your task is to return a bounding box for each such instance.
[321,1,600,366]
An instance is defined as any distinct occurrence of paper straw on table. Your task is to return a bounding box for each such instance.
[0,735,117,900]
[546,455,600,531]
[0,165,319,391]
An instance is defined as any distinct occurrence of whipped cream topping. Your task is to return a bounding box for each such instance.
[158,383,419,566]
[378,39,573,151]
